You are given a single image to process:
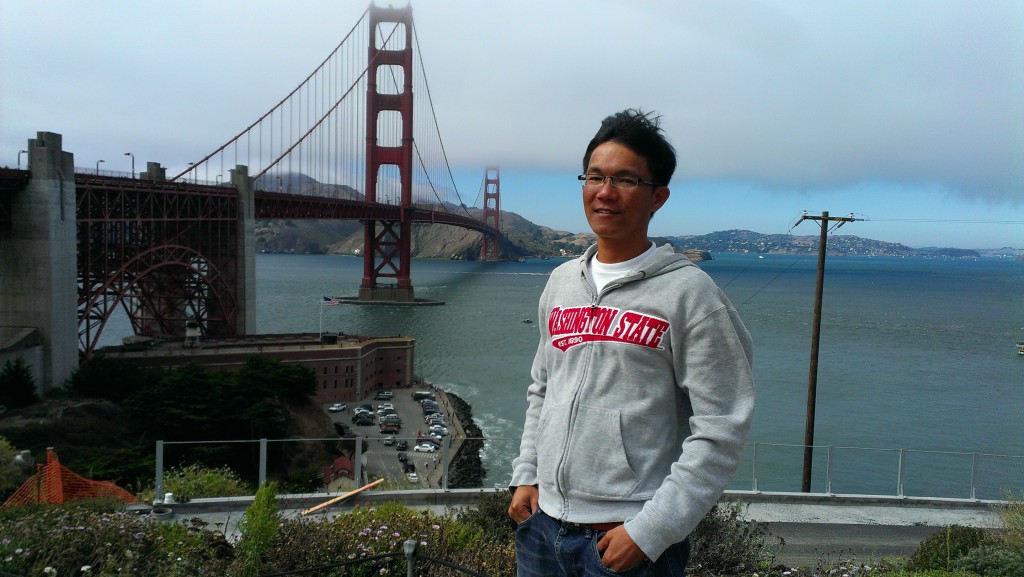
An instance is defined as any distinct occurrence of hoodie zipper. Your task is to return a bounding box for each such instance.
[554,269,640,514]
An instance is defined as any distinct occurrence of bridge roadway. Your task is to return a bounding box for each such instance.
[148,489,1001,568]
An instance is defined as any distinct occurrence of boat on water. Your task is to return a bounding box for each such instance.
[1018,341,1024,356]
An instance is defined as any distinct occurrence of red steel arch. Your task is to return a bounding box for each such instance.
[76,176,242,355]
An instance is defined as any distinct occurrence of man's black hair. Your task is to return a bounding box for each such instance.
[582,108,677,186]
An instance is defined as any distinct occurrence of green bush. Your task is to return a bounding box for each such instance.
[875,571,984,576]
[0,436,25,496]
[955,544,1024,577]
[0,501,233,577]
[999,492,1024,556]
[688,501,783,576]
[452,489,517,543]
[232,482,281,577]
[906,525,990,572]
[261,500,516,577]
[142,463,253,502]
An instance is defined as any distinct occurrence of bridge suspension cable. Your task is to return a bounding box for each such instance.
[173,6,472,220]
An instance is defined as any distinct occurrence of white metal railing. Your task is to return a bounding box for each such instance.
[742,442,1024,500]
[153,438,1024,503]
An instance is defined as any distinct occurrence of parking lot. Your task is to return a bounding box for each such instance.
[324,387,464,488]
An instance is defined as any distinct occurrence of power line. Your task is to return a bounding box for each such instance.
[862,217,1024,225]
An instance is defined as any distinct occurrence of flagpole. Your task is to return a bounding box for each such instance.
[319,299,323,340]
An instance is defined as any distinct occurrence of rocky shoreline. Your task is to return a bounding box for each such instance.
[442,391,489,488]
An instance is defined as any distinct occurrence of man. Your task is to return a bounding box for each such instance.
[508,109,755,575]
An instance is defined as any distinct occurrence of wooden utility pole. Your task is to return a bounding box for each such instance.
[791,211,860,492]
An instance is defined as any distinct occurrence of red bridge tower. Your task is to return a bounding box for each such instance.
[481,166,502,261]
[360,5,416,302]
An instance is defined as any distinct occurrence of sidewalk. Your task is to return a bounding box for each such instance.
[423,389,463,488]
[721,492,1003,566]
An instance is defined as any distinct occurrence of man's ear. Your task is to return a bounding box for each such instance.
[653,186,670,212]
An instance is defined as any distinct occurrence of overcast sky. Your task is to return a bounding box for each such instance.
[3,1,1022,249]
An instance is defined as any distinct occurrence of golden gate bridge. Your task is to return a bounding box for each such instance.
[0,5,507,386]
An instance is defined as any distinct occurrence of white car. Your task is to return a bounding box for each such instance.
[406,471,419,483]
[413,443,438,453]
[328,403,346,413]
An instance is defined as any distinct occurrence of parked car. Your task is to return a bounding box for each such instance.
[428,425,449,436]
[328,403,347,413]
[406,471,419,484]
[380,425,400,435]
[424,412,444,423]
[375,390,393,400]
[396,440,408,451]
[413,443,438,453]
[352,414,374,426]
[417,436,442,447]
[383,436,395,446]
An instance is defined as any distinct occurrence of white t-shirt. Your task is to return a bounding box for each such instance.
[590,242,658,293]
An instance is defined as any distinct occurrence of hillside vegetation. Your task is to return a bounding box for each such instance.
[254,215,1018,260]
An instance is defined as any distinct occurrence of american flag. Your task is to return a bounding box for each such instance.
[322,296,340,306]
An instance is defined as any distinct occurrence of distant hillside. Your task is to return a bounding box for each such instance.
[256,207,598,260]
[257,217,1024,260]
[665,229,1002,258]
[251,175,1018,259]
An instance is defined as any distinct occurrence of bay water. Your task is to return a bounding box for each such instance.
[250,252,1023,500]
[101,252,1023,499]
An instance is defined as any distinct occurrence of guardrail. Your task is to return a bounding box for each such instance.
[154,438,1024,503]
[740,442,1024,500]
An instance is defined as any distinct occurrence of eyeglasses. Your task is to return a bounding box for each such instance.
[578,174,659,190]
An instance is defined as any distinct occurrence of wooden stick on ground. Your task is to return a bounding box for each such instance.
[301,478,385,516]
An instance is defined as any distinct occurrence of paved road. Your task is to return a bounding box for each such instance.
[765,522,941,567]
[740,498,1003,566]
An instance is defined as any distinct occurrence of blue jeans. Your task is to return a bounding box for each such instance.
[516,509,690,577]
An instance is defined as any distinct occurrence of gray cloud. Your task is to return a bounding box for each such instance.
[3,0,1021,206]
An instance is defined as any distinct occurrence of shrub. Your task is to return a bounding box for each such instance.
[955,543,1024,577]
[142,463,253,502]
[999,491,1024,556]
[0,436,25,496]
[232,482,281,577]
[0,500,232,577]
[906,524,990,572]
[452,489,517,544]
[687,501,783,576]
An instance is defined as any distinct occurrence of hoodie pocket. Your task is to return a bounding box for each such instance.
[561,404,641,500]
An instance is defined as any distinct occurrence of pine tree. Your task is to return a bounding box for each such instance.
[0,358,39,409]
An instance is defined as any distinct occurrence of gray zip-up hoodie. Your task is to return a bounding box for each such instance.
[510,243,755,561]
